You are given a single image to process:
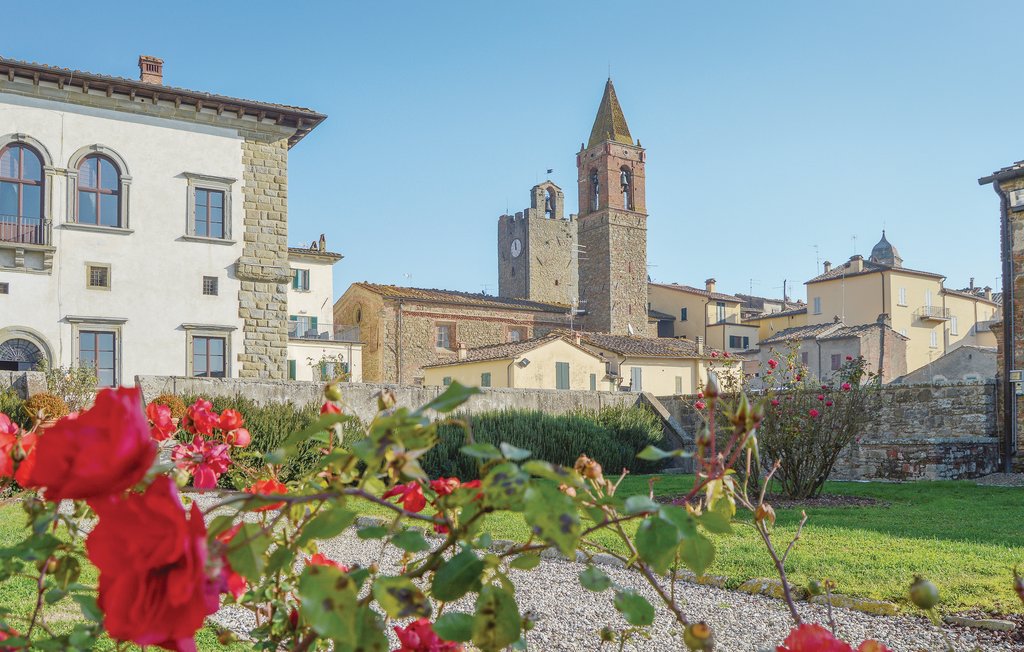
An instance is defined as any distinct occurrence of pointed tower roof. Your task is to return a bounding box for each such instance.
[588,79,633,147]
[869,230,903,268]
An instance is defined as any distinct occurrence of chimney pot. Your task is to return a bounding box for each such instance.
[457,342,467,360]
[984,286,993,301]
[970,277,975,290]
[695,336,705,355]
[823,260,832,273]
[849,255,864,273]
[138,55,164,85]
[705,278,716,293]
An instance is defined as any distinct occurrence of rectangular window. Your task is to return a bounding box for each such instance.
[590,373,597,392]
[0,282,9,294]
[507,327,527,343]
[716,302,726,322]
[630,366,643,392]
[800,351,809,366]
[87,264,110,290]
[898,287,907,306]
[675,376,683,394]
[951,316,959,336]
[290,315,318,338]
[442,376,452,386]
[193,336,226,377]
[680,307,688,321]
[555,361,570,390]
[193,188,225,238]
[481,372,492,387]
[924,289,932,307]
[202,276,218,296]
[288,359,296,380]
[320,361,337,381]
[292,268,310,291]
[436,324,453,349]
[80,331,117,387]
[831,354,842,371]
[813,297,822,314]
[742,336,749,349]
[729,335,741,348]
[930,331,938,348]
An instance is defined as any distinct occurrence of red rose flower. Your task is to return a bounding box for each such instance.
[846,355,853,361]
[842,382,852,392]
[777,624,853,652]
[244,477,287,511]
[723,352,730,358]
[808,409,820,418]
[430,477,461,496]
[0,627,20,652]
[393,618,463,652]
[770,399,780,407]
[0,420,37,487]
[697,392,704,399]
[383,481,427,513]
[821,384,828,391]
[308,553,349,572]
[694,400,707,410]
[320,402,342,415]
[27,387,156,502]
[433,510,450,535]
[795,374,802,381]
[172,437,231,489]
[0,414,17,438]
[225,427,251,448]
[214,524,247,600]
[817,394,825,401]
[86,476,218,651]
[218,409,244,433]
[710,351,718,358]
[146,402,176,442]
[825,400,834,407]
[767,359,779,369]
[182,399,218,437]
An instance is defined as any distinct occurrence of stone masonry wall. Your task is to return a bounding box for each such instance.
[658,382,999,481]
[235,134,292,379]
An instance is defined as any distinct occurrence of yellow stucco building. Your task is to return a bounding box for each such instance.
[805,233,999,374]
[648,280,760,354]
[744,306,809,342]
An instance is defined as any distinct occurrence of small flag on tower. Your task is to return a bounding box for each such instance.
[546,169,553,174]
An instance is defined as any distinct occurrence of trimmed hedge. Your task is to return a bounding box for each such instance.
[421,405,665,481]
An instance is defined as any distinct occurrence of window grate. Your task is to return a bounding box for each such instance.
[202,276,218,296]
[0,282,8,294]
[87,265,109,289]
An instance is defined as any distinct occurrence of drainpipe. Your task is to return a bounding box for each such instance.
[507,358,517,388]
[993,183,1016,473]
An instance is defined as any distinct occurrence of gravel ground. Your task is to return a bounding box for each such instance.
[208,527,1017,652]
[976,473,1024,487]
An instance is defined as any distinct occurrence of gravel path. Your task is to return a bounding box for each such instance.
[976,473,1024,487]
[209,527,1016,652]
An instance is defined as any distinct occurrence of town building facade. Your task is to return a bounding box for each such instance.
[648,280,759,354]
[0,55,324,383]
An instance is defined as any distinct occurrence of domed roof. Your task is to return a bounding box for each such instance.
[869,230,902,267]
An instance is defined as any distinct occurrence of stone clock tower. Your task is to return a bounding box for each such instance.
[497,182,579,305]
[576,79,649,335]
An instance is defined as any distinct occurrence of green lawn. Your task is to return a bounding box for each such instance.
[352,474,1024,614]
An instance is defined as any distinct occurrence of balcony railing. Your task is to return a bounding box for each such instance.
[916,305,951,321]
[0,215,51,245]
[288,321,361,343]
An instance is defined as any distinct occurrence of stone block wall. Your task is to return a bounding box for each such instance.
[235,134,292,379]
[0,371,45,398]
[657,382,999,481]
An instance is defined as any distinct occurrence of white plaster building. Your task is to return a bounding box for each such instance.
[286,242,362,382]
[0,55,326,384]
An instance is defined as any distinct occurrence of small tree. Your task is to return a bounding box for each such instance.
[306,352,351,383]
[36,360,97,412]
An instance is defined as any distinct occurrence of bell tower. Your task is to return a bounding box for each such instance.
[576,79,648,335]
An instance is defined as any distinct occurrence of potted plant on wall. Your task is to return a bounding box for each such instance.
[23,391,69,430]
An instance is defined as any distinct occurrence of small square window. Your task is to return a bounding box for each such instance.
[202,276,218,296]
[0,282,8,294]
[87,264,110,289]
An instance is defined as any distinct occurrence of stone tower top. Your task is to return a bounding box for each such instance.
[588,79,633,148]
[869,230,903,268]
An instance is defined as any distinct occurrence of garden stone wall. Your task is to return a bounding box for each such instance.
[0,371,45,398]
[657,382,999,481]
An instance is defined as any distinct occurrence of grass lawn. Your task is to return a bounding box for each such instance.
[351,474,1024,615]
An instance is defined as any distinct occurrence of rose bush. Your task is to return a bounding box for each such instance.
[0,380,1000,651]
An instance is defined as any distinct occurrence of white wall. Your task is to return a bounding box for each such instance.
[0,93,246,382]
[287,254,336,329]
[287,340,363,383]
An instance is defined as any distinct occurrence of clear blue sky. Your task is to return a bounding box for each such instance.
[6,1,1017,302]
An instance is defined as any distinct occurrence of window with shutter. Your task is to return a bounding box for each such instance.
[288,360,296,380]
[590,373,597,391]
[555,362,570,390]
[481,372,491,387]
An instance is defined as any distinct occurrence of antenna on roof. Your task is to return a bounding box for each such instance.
[480,283,492,295]
[851,234,858,255]
[811,244,820,273]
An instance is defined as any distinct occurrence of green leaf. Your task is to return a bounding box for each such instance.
[699,499,733,535]
[296,508,356,546]
[460,442,503,461]
[499,442,531,461]
[509,554,542,570]
[623,495,660,515]
[392,529,431,553]
[433,612,475,642]
[71,594,102,623]
[431,548,484,602]
[344,606,389,652]
[636,445,692,461]
[472,585,522,652]
[658,505,698,539]
[357,526,388,539]
[613,590,655,626]
[279,413,355,451]
[635,516,682,574]
[54,555,81,590]
[419,381,481,414]
[579,565,612,592]
[482,463,529,510]
[44,587,66,605]
[225,523,272,581]
[207,514,236,538]
[679,531,716,577]
[266,546,295,575]
[522,460,584,488]
[524,482,580,556]
[298,565,358,642]
[372,576,432,619]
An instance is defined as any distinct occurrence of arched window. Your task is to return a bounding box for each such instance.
[0,144,44,243]
[77,154,121,226]
[544,189,554,217]
[589,170,600,211]
[0,337,44,371]
[620,167,632,210]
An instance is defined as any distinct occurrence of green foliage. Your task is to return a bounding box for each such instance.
[421,405,664,480]
[36,360,96,412]
[24,392,69,422]
[0,387,28,429]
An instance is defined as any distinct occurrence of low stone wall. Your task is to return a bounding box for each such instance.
[656,382,1000,481]
[134,376,638,425]
[0,371,45,398]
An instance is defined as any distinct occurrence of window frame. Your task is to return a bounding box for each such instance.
[292,268,311,292]
[481,372,492,387]
[897,287,907,306]
[85,262,111,291]
[182,324,236,378]
[930,330,938,348]
[831,353,842,371]
[192,335,228,378]
[79,330,118,387]
[506,326,528,343]
[202,276,219,296]
[66,317,125,389]
[0,134,55,238]
[555,361,570,390]
[812,297,822,315]
[435,323,456,350]
[0,143,44,224]
[950,315,959,336]
[715,302,726,322]
[66,145,132,231]
[680,307,687,322]
[75,154,121,227]
[183,173,235,243]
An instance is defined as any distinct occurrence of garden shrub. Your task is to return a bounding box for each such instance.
[0,387,28,429]
[24,391,69,422]
[421,405,665,480]
[151,393,187,419]
[37,360,97,411]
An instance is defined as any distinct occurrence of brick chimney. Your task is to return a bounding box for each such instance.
[138,55,164,84]
[985,286,993,301]
[695,336,705,355]
[457,342,467,360]
[823,260,832,274]
[705,278,716,293]
[849,255,864,273]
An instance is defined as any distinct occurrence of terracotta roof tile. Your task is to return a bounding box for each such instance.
[571,331,734,359]
[424,335,588,367]
[805,259,943,284]
[649,282,742,303]
[353,283,570,313]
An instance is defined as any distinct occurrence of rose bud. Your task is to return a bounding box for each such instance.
[10,441,26,463]
[217,630,237,645]
[574,455,603,482]
[599,627,615,642]
[910,576,940,610]
[558,483,577,498]
[683,622,714,650]
[226,427,251,448]
[376,388,397,411]
[289,607,299,630]
[324,383,343,402]
[755,503,776,527]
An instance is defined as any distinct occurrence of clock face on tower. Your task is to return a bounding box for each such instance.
[510,238,523,258]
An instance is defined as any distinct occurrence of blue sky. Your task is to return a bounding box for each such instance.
[6,1,1017,302]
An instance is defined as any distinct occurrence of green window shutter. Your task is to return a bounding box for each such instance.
[675,376,682,394]
[288,360,296,380]
[289,315,297,321]
[589,373,596,392]
[481,372,491,387]
[292,270,299,290]
[556,362,569,390]
[443,376,452,386]
[311,316,318,332]
[681,308,687,321]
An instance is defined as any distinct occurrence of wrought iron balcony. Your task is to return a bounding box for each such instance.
[916,305,951,321]
[0,215,51,245]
